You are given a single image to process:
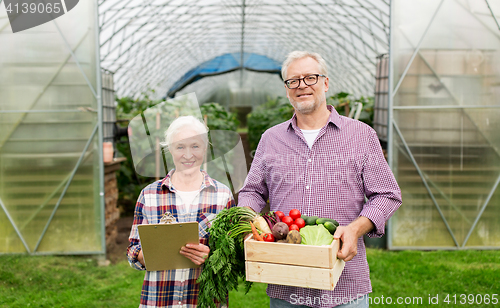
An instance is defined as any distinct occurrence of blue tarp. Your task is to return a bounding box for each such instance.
[166,52,282,98]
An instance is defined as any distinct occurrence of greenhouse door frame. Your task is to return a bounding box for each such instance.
[0,1,105,255]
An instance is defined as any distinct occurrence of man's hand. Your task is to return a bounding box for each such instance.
[180,243,210,265]
[333,216,374,262]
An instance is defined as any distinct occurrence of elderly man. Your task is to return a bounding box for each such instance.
[237,51,402,308]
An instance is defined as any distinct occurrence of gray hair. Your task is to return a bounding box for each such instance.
[162,115,209,150]
[281,51,328,80]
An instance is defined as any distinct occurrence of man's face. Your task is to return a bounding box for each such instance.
[285,57,329,115]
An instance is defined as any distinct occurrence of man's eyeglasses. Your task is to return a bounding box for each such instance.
[284,74,326,89]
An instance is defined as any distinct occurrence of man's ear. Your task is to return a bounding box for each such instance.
[285,85,290,99]
[324,76,329,92]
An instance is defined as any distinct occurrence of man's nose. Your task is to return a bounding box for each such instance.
[297,79,308,89]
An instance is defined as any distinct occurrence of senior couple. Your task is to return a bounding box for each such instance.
[127,51,402,308]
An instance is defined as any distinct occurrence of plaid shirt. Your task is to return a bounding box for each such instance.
[238,105,402,308]
[127,170,235,308]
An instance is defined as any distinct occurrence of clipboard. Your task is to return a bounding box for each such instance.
[137,222,200,271]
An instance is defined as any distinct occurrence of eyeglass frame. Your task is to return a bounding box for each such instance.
[284,74,326,89]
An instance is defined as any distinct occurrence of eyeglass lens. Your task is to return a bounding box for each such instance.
[286,75,319,89]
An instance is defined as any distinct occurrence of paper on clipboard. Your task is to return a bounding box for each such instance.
[138,222,200,271]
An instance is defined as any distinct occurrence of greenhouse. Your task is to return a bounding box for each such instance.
[0,0,499,256]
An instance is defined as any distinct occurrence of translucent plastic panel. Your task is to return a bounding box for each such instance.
[37,141,101,253]
[464,184,500,247]
[392,0,500,101]
[390,130,455,248]
[0,0,102,254]
[392,107,500,247]
[390,0,500,249]
[0,206,26,253]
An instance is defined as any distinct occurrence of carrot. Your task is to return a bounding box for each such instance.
[250,221,264,241]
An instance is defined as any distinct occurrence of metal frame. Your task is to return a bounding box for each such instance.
[97,0,390,99]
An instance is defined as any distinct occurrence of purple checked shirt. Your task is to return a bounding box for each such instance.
[238,105,402,307]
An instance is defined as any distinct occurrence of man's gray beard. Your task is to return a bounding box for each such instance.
[289,97,321,115]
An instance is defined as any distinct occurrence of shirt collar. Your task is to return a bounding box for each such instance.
[161,169,216,192]
[286,104,343,132]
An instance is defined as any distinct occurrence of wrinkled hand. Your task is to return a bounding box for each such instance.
[333,216,374,262]
[333,225,358,262]
[180,243,210,265]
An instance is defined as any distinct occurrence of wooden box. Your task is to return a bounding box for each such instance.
[244,235,345,290]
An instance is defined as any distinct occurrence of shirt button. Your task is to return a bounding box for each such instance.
[308,159,312,162]
[306,185,310,189]
[178,301,182,305]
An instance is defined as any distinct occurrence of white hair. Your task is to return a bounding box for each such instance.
[162,116,209,150]
[281,51,328,80]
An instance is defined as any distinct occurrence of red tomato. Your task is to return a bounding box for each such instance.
[289,209,301,220]
[263,233,275,242]
[275,211,285,221]
[281,216,294,227]
[289,224,300,231]
[294,218,306,229]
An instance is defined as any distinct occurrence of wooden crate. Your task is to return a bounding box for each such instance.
[244,235,345,290]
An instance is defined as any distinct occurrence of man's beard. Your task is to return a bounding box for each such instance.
[289,94,325,115]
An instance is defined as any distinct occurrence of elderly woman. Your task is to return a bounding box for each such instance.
[127,115,234,308]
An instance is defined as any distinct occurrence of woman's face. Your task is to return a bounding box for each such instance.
[170,129,206,172]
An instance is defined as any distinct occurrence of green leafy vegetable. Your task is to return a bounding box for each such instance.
[299,225,334,246]
[197,207,256,308]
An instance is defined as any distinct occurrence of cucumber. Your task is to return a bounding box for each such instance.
[316,217,339,227]
[323,221,337,234]
[305,216,319,226]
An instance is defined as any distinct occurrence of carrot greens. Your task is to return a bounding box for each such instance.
[197,207,256,308]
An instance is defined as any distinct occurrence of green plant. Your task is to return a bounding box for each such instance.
[327,92,374,127]
[247,96,294,151]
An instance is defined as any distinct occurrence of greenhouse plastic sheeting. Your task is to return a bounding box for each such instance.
[388,0,500,249]
[0,1,104,255]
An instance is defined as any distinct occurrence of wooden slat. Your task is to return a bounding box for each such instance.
[245,259,345,290]
[244,237,340,269]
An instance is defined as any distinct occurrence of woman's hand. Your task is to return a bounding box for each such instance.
[179,243,210,265]
[138,249,145,266]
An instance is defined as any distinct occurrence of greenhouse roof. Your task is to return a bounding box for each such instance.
[166,52,281,98]
[98,0,390,100]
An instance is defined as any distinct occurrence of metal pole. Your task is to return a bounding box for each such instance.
[239,0,246,88]
[94,0,107,256]
[485,0,500,31]
[0,197,31,253]
[387,0,395,250]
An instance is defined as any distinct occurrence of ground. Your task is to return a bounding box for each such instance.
[107,215,134,264]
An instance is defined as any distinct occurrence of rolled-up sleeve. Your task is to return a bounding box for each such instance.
[127,190,147,270]
[237,132,269,212]
[360,130,402,238]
